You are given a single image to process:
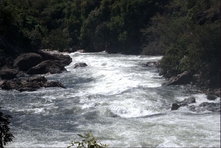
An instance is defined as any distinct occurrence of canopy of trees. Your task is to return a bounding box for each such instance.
[0,0,169,55]
[143,0,220,88]
[0,0,220,88]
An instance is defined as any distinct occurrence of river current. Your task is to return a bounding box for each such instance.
[1,52,220,147]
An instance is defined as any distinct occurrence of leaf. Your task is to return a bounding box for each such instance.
[77,134,84,138]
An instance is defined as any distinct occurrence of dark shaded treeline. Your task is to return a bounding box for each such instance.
[0,0,220,87]
[0,0,168,55]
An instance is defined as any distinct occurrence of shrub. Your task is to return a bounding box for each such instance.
[67,133,108,148]
[0,108,14,148]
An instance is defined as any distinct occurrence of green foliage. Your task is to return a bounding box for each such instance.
[0,0,169,54]
[145,0,220,87]
[67,133,108,148]
[0,108,14,148]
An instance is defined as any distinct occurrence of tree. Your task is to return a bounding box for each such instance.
[0,108,14,148]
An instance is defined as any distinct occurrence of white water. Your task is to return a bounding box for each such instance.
[1,52,220,147]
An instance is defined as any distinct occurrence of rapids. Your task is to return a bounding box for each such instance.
[1,52,220,147]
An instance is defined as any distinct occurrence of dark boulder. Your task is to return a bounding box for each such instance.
[0,67,18,79]
[13,53,42,71]
[1,76,65,92]
[38,49,72,67]
[164,71,193,85]
[171,103,181,110]
[207,94,217,100]
[27,60,66,74]
[74,62,87,68]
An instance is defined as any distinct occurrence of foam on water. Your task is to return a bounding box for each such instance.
[1,52,220,147]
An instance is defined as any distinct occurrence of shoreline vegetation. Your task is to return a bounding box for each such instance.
[0,0,220,147]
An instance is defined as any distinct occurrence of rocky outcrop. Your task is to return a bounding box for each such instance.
[27,60,66,74]
[171,96,196,110]
[0,50,71,91]
[74,62,87,68]
[163,71,193,85]
[0,76,65,92]
[13,53,42,71]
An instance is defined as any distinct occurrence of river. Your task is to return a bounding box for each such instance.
[1,52,220,147]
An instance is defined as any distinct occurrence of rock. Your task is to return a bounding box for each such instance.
[164,71,193,85]
[180,96,196,106]
[27,60,66,74]
[13,53,42,71]
[207,94,217,100]
[171,96,196,110]
[1,76,65,91]
[0,80,4,87]
[188,105,196,112]
[74,62,87,68]
[0,67,19,79]
[145,61,157,67]
[76,49,85,53]
[199,102,220,112]
[44,81,65,88]
[38,49,72,67]
[214,89,220,97]
[171,103,180,110]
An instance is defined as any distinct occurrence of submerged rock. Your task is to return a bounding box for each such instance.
[171,96,196,110]
[199,102,220,112]
[171,96,220,113]
[73,62,87,68]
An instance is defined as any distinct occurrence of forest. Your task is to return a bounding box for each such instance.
[0,0,220,87]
